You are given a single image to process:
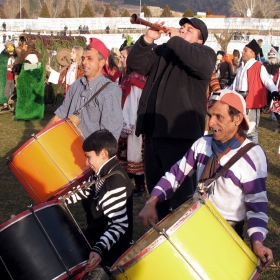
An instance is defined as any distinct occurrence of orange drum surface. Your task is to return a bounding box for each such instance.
[7,119,92,204]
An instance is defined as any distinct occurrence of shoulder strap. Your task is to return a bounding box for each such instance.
[202,142,256,190]
[74,81,111,116]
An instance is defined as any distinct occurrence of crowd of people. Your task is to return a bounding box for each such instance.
[1,17,277,278]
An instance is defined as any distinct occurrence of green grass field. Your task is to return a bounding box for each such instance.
[0,109,279,279]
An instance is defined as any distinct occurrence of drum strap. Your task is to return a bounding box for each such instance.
[73,81,111,116]
[198,142,256,193]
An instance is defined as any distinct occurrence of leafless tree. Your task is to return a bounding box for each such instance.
[229,0,280,18]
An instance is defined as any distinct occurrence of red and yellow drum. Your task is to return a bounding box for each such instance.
[111,195,262,280]
[7,119,92,204]
[0,200,90,280]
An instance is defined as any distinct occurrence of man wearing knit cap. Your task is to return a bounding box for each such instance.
[139,90,274,271]
[127,17,216,221]
[229,39,279,143]
[47,37,122,140]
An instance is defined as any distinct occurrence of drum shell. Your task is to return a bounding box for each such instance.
[111,196,261,280]
[0,201,90,280]
[7,118,92,204]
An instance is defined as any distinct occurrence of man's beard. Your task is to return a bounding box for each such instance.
[268,57,280,65]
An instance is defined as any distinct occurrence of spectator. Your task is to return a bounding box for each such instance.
[46,46,84,97]
[3,33,6,43]
[229,39,278,143]
[2,22,6,31]
[102,49,122,83]
[105,26,110,34]
[232,49,241,75]
[127,17,216,220]
[257,39,264,61]
[139,90,274,271]
[263,48,280,130]
[219,53,235,89]
[118,44,147,196]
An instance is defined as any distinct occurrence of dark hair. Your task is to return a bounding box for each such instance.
[198,31,203,42]
[84,45,104,61]
[233,49,240,59]
[108,51,119,70]
[83,129,117,157]
[217,50,225,57]
[121,45,133,76]
[228,105,246,136]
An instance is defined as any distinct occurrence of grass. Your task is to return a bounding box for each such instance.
[0,108,279,279]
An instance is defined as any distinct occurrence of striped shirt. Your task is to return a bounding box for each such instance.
[151,135,268,243]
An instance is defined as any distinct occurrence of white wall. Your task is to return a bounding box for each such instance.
[1,17,280,54]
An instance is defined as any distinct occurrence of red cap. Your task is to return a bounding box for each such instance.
[210,90,249,131]
[220,91,249,130]
[88,38,108,60]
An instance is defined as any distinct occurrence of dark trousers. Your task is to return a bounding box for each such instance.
[144,135,196,221]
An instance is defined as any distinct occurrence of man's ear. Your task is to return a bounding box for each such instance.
[234,114,243,126]
[99,59,105,69]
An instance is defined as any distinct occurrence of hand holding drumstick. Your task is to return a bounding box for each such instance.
[84,252,101,272]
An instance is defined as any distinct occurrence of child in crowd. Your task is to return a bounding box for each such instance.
[65,129,134,279]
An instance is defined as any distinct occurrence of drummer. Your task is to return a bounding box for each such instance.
[65,129,134,278]
[46,37,122,140]
[139,90,274,269]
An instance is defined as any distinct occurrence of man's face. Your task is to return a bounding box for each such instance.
[179,23,203,44]
[242,47,255,63]
[82,48,104,82]
[208,101,241,143]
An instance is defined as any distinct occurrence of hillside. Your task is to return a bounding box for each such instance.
[122,0,228,15]
[1,0,226,19]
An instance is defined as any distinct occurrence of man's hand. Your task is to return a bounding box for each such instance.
[139,196,158,226]
[252,240,274,269]
[271,91,279,101]
[84,251,101,272]
[144,21,166,44]
[165,27,180,38]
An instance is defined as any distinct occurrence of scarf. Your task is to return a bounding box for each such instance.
[120,72,146,108]
[199,132,246,182]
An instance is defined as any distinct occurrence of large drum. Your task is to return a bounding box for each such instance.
[111,195,262,280]
[0,201,90,280]
[7,118,92,204]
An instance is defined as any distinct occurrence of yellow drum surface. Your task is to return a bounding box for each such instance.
[7,119,91,204]
[111,196,260,280]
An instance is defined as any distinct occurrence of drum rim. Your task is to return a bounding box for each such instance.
[53,261,88,280]
[0,200,61,231]
[7,118,76,162]
[110,198,202,273]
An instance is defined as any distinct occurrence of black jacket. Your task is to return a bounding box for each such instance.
[84,157,134,265]
[127,35,216,140]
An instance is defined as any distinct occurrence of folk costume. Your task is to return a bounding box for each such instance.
[49,62,84,97]
[118,72,146,196]
[230,39,278,143]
